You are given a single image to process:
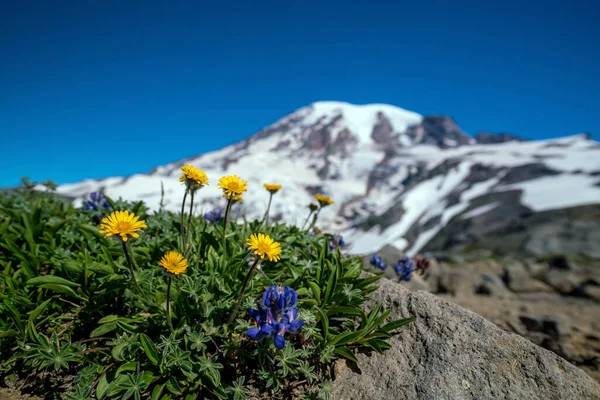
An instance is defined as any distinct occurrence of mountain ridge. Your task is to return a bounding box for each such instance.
[46,101,600,259]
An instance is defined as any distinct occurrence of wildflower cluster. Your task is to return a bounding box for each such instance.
[82,191,111,212]
[370,254,388,270]
[0,174,414,399]
[246,285,304,349]
[394,256,414,281]
[328,234,345,250]
[203,209,223,224]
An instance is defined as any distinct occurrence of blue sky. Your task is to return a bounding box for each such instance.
[1,0,598,187]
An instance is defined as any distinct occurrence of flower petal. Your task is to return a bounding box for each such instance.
[246,327,263,340]
[273,335,286,349]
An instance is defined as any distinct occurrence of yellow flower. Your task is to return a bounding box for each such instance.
[179,164,209,190]
[315,194,334,207]
[245,233,282,262]
[159,251,188,275]
[263,183,282,194]
[99,210,147,242]
[218,175,248,198]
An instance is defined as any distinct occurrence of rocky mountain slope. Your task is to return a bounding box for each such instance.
[52,101,600,258]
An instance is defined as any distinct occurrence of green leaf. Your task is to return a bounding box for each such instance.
[91,322,118,338]
[111,342,129,362]
[0,329,17,338]
[96,374,110,399]
[330,330,365,346]
[37,284,83,299]
[3,301,24,336]
[363,339,392,353]
[333,346,358,363]
[166,377,182,395]
[307,281,321,304]
[365,304,383,328]
[0,217,10,236]
[28,298,52,322]
[323,259,338,306]
[115,361,137,377]
[131,201,145,216]
[150,383,165,400]
[380,317,416,333]
[200,231,220,253]
[327,305,366,319]
[26,276,80,288]
[139,333,159,365]
[315,307,329,342]
[87,262,115,275]
[116,320,139,334]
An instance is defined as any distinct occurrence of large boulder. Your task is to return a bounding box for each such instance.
[332,278,600,399]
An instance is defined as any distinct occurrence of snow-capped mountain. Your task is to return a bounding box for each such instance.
[54,101,600,258]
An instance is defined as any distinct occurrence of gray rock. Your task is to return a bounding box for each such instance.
[477,272,515,298]
[503,262,538,293]
[519,314,572,338]
[438,267,480,296]
[403,273,431,292]
[582,284,600,302]
[332,278,600,400]
[543,270,584,295]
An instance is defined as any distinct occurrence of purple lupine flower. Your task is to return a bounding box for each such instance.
[246,285,304,349]
[329,234,345,250]
[80,192,111,223]
[370,254,387,270]
[394,256,414,281]
[203,209,223,224]
[81,192,111,211]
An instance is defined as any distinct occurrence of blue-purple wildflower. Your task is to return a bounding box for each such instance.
[82,192,111,212]
[328,234,345,250]
[246,285,304,349]
[203,209,223,224]
[394,256,414,281]
[370,254,387,270]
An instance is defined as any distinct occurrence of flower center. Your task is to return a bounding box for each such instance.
[116,221,132,232]
[257,243,271,253]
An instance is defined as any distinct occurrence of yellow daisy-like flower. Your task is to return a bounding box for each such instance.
[315,194,334,207]
[218,175,248,198]
[245,233,282,262]
[263,183,282,194]
[99,210,147,242]
[159,251,188,275]
[179,164,209,190]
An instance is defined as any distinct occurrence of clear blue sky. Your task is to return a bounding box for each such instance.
[1,0,598,187]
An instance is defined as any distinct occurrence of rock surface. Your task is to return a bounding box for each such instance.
[332,278,600,400]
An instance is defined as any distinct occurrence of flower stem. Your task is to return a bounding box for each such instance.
[308,207,321,231]
[180,189,189,254]
[221,197,233,258]
[261,193,273,225]
[122,241,140,291]
[301,210,314,230]
[186,190,195,256]
[166,275,173,331]
[228,258,260,326]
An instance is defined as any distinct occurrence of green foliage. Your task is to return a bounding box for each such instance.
[0,182,414,399]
